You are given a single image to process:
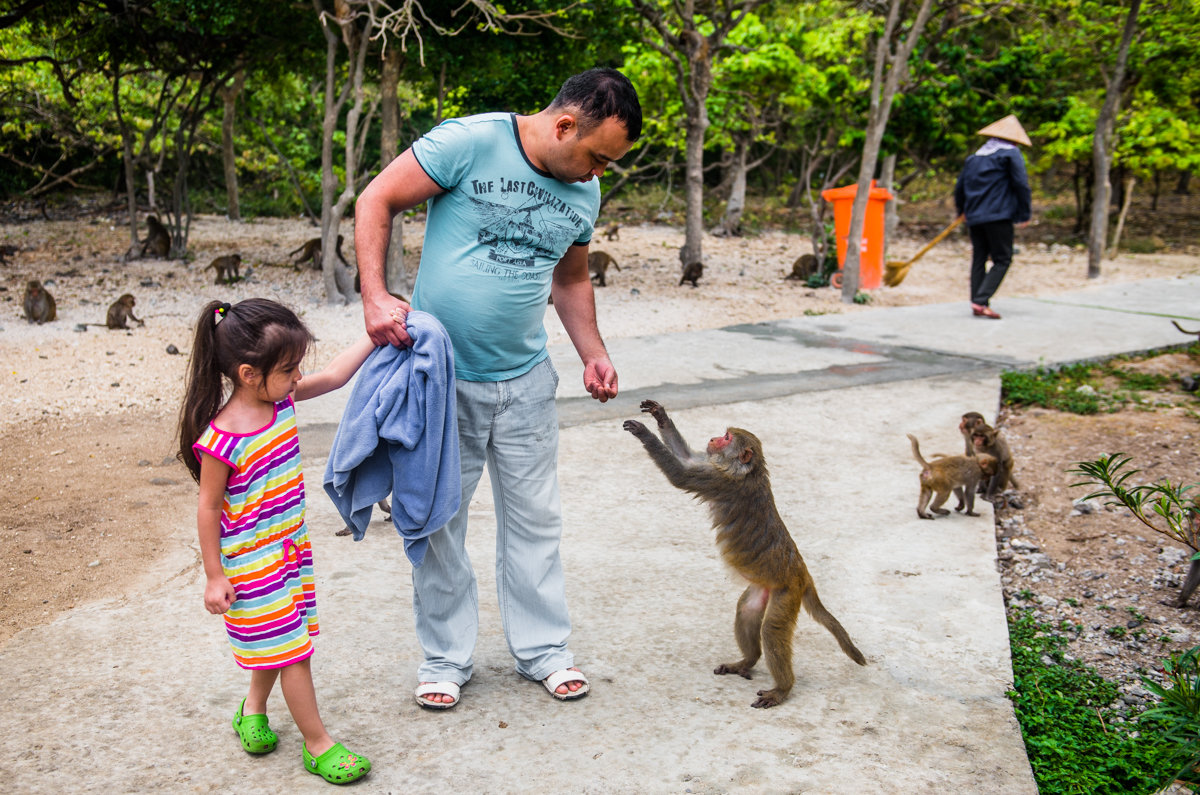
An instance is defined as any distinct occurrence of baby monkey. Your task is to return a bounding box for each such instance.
[908,433,997,519]
[960,411,1019,500]
[624,400,866,708]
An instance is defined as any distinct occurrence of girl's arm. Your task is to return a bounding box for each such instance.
[294,334,378,401]
[197,453,236,614]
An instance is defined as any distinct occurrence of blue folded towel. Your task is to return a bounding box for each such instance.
[322,310,460,566]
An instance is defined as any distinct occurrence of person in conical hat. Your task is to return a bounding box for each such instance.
[953,114,1033,319]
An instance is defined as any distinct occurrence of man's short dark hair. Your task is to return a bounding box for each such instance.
[548,67,642,142]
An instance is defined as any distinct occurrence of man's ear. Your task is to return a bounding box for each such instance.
[553,113,577,140]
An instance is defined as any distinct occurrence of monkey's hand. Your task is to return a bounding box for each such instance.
[623,419,651,439]
[639,399,669,427]
[204,575,236,615]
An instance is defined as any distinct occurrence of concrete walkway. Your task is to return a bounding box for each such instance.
[2,275,1197,794]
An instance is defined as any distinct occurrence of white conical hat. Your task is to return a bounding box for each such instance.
[976,114,1031,146]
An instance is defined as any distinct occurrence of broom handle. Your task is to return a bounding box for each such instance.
[907,215,964,265]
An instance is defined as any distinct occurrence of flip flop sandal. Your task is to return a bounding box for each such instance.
[303,742,371,784]
[542,669,589,701]
[232,698,278,754]
[414,681,460,710]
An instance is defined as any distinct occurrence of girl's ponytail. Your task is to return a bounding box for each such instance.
[176,301,228,481]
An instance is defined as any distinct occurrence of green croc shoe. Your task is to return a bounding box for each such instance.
[303,742,371,784]
[232,699,278,754]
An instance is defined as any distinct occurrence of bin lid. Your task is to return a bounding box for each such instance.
[821,179,893,202]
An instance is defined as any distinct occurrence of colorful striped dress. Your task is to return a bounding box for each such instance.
[193,396,319,669]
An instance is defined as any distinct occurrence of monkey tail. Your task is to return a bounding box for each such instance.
[801,586,867,666]
[907,433,929,469]
[1173,320,1200,335]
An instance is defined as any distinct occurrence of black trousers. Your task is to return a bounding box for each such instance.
[968,221,1014,306]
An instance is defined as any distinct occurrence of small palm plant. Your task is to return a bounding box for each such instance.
[1070,453,1200,606]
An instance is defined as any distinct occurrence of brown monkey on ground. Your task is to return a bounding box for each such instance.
[959,411,1019,500]
[602,221,620,241]
[908,433,997,519]
[23,279,56,323]
[140,215,170,258]
[288,235,350,271]
[784,253,818,281]
[679,261,703,287]
[971,424,1020,500]
[588,250,621,286]
[624,400,867,708]
[106,293,144,329]
[205,254,242,284]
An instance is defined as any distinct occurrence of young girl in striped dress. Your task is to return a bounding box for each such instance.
[177,298,377,784]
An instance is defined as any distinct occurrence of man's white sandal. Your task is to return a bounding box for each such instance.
[414,681,460,710]
[542,669,589,701]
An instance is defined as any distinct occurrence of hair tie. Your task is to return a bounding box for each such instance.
[213,302,232,325]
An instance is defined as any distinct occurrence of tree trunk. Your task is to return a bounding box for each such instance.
[840,0,935,302]
[379,45,411,296]
[1087,0,1141,279]
[316,0,358,304]
[880,153,898,262]
[219,70,246,222]
[680,106,708,268]
[1108,175,1135,258]
[714,138,747,237]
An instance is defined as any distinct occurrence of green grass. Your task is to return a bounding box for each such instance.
[1001,346,1199,415]
[1007,608,1178,793]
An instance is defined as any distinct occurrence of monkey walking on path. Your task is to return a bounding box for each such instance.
[908,433,997,519]
[624,400,867,708]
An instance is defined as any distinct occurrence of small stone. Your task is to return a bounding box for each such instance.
[88,560,101,568]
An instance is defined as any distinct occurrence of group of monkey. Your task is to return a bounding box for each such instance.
[623,401,1019,709]
[909,411,1019,521]
[21,279,143,330]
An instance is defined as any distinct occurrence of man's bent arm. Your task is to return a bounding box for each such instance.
[355,148,443,347]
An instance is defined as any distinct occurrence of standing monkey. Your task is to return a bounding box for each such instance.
[587,250,621,286]
[679,261,703,287]
[959,411,1019,500]
[602,221,620,241]
[624,400,867,708]
[23,279,57,323]
[908,433,997,519]
[288,235,350,271]
[205,254,242,284]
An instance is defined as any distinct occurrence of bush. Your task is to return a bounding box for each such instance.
[1008,608,1178,793]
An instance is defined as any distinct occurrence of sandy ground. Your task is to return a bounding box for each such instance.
[0,210,1197,644]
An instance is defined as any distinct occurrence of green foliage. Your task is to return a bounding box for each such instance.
[1069,453,1199,552]
[1001,363,1104,414]
[1142,646,1200,789]
[1001,354,1194,415]
[1007,608,1177,793]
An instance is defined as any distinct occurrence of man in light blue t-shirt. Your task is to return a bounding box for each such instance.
[355,68,641,708]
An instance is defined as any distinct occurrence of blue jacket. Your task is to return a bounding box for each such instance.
[322,311,460,566]
[954,147,1031,226]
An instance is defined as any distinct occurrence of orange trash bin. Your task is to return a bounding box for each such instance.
[821,180,893,290]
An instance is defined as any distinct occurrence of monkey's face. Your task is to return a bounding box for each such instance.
[707,430,733,455]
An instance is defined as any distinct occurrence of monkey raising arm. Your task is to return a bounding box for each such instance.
[623,400,740,497]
